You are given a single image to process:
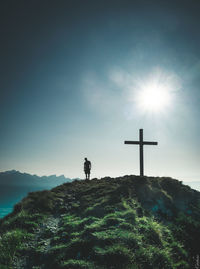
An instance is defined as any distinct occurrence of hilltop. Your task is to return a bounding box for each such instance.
[0,175,200,269]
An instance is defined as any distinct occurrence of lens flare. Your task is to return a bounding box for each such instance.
[132,69,179,114]
[137,83,171,112]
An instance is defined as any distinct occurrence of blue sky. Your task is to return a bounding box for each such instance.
[0,0,200,180]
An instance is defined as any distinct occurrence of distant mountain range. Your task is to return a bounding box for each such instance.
[0,170,76,218]
[0,170,74,187]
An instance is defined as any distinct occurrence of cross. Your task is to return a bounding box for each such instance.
[124,129,158,176]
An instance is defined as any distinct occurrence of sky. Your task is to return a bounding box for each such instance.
[0,0,200,180]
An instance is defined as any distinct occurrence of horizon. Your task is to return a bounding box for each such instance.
[0,169,200,183]
[0,1,199,181]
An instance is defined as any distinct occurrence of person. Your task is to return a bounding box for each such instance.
[84,158,91,181]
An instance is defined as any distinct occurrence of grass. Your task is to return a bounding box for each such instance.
[0,229,31,268]
[61,259,97,269]
[94,245,133,268]
[0,175,199,268]
[47,203,189,268]
[1,210,45,232]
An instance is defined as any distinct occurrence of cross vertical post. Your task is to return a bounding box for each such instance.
[140,129,144,176]
[124,129,158,176]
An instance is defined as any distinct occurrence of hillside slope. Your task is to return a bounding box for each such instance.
[0,170,74,218]
[0,175,200,269]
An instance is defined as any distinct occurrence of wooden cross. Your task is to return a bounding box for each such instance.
[124,129,158,176]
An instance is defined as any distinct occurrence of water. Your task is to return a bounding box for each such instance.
[0,207,13,218]
[0,185,52,219]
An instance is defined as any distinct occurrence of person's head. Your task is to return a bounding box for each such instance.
[85,158,87,161]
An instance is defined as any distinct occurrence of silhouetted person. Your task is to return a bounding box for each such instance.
[84,158,91,181]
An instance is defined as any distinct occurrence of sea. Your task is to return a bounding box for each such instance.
[0,185,52,219]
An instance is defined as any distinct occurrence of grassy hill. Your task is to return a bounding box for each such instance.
[0,175,200,269]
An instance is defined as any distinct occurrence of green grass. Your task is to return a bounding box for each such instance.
[61,259,97,269]
[0,229,31,268]
[1,210,45,232]
[0,175,199,268]
[46,203,189,268]
[94,245,133,268]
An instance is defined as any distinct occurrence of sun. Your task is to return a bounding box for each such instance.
[135,71,174,113]
[125,68,180,118]
[137,84,171,112]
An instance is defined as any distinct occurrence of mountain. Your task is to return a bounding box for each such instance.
[0,170,73,187]
[0,170,74,218]
[0,175,200,269]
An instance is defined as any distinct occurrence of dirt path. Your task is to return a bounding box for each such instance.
[13,215,61,269]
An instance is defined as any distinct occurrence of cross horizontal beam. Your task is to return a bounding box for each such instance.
[124,141,158,145]
[124,129,158,176]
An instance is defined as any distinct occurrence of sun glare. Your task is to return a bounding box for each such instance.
[137,84,171,112]
[134,70,177,114]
